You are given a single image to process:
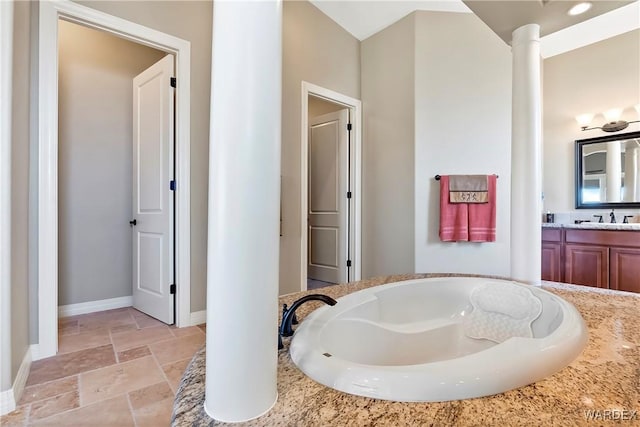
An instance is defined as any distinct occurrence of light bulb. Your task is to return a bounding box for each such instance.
[575,113,594,128]
[603,108,623,123]
[568,2,592,16]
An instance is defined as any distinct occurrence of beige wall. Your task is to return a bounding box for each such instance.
[73,1,212,310]
[10,0,31,384]
[281,1,361,294]
[308,96,344,118]
[543,30,640,213]
[58,21,165,305]
[414,11,512,276]
[361,14,416,278]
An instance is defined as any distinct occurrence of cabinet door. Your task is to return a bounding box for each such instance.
[565,244,608,288]
[542,242,562,282]
[610,248,640,293]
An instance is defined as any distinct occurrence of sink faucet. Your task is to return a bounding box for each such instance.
[610,209,616,223]
[623,215,633,224]
[278,294,337,349]
[593,214,603,223]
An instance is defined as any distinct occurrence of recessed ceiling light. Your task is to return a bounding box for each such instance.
[568,2,592,16]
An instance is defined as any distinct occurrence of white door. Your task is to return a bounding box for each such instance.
[308,109,350,284]
[131,55,175,323]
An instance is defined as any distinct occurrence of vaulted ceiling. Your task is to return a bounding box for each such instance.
[310,0,639,49]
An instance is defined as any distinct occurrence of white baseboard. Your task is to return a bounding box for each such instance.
[190,310,206,326]
[0,388,14,416]
[30,344,41,362]
[58,296,133,318]
[0,345,32,416]
[11,346,31,407]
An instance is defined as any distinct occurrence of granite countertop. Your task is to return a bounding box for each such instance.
[542,222,640,230]
[172,274,640,426]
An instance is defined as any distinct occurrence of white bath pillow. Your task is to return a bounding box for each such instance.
[463,282,542,343]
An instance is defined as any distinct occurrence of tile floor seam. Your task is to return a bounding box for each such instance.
[126,391,140,427]
[27,393,82,424]
[78,371,83,408]
[79,355,165,408]
[32,346,119,386]
[115,327,188,350]
[28,390,80,423]
[150,347,175,391]
[20,375,77,405]
[23,402,32,427]
[109,323,119,364]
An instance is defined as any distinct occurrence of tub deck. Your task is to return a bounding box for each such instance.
[172,273,640,426]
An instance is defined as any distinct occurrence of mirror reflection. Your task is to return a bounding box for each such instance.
[576,131,640,208]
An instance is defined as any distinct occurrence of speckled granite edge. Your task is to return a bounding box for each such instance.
[172,274,640,427]
[542,223,640,230]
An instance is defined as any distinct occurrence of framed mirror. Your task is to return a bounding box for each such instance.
[575,131,640,208]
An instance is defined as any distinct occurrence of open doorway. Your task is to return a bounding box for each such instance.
[58,20,176,337]
[306,96,350,290]
[301,82,362,292]
[37,1,192,359]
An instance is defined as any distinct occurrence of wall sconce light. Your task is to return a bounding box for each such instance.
[577,105,640,132]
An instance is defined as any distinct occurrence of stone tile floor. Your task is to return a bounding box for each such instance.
[1,307,205,427]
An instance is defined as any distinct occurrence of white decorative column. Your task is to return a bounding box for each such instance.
[606,141,622,202]
[205,0,282,422]
[510,24,542,285]
[623,140,638,202]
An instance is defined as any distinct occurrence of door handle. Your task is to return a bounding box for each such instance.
[129,219,137,226]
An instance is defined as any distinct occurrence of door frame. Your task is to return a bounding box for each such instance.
[38,0,191,359]
[300,82,362,290]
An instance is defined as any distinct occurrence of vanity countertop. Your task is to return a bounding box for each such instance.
[542,222,640,230]
[172,274,640,426]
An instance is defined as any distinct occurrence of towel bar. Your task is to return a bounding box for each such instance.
[435,174,499,180]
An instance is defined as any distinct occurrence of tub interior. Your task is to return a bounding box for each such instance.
[317,280,565,366]
[320,320,495,365]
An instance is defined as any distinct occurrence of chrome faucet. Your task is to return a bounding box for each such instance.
[610,209,616,223]
[278,294,337,349]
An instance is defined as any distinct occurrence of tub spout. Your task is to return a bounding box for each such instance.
[279,294,337,343]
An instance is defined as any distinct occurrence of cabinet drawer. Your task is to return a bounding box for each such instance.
[542,228,562,243]
[565,229,640,247]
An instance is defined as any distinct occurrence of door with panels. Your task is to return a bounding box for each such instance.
[131,55,175,323]
[308,109,350,284]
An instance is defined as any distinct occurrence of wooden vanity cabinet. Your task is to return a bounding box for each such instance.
[541,227,640,293]
[541,228,563,282]
[610,248,640,293]
[564,244,608,288]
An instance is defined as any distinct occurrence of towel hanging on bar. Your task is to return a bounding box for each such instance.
[449,175,488,203]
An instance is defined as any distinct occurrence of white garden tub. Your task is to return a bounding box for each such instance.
[289,277,587,402]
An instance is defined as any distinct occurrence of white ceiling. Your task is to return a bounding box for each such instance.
[309,0,640,58]
[309,0,471,41]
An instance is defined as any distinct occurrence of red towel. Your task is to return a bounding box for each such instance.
[439,176,469,241]
[439,175,496,242]
[468,175,496,242]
